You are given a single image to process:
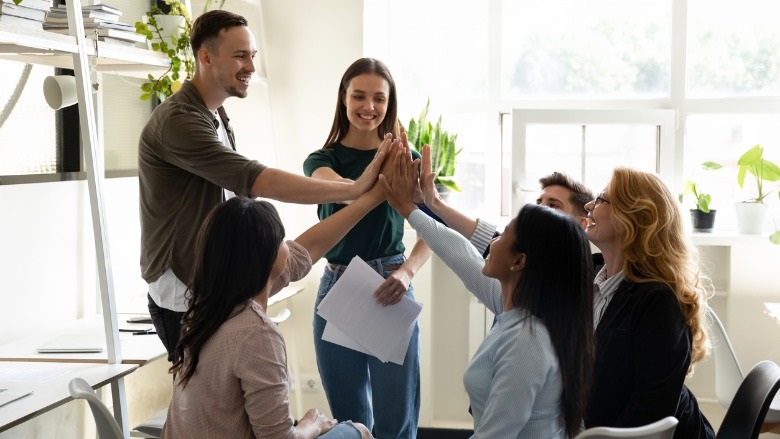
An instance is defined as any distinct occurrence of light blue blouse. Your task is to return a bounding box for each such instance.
[408,209,565,438]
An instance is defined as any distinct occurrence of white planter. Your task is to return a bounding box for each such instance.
[734,202,770,235]
[151,14,186,43]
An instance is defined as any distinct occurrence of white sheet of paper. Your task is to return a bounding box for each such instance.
[322,322,372,356]
[317,256,422,365]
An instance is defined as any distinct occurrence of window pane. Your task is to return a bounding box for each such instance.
[523,123,657,196]
[501,0,671,98]
[418,112,497,222]
[687,0,780,97]
[384,0,488,99]
[0,61,57,175]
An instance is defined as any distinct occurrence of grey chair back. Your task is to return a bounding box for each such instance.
[68,377,124,439]
[575,416,678,438]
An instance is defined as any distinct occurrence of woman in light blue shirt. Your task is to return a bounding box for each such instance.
[381,144,595,438]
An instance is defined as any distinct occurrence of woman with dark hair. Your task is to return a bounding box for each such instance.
[160,178,393,438]
[380,147,594,438]
[583,167,714,439]
[303,58,431,437]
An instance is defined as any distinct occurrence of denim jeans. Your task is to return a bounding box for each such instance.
[314,254,420,439]
[320,422,363,439]
[147,293,184,362]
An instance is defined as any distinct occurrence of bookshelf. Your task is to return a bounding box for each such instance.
[0,1,176,436]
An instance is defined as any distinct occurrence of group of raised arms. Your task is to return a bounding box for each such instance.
[139,9,715,439]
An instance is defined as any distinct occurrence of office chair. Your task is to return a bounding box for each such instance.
[706,307,780,424]
[575,416,678,438]
[130,408,166,438]
[717,360,780,439]
[68,377,124,439]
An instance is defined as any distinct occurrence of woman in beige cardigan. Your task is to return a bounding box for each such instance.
[161,171,391,438]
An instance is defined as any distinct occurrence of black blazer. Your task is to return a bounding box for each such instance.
[585,280,715,439]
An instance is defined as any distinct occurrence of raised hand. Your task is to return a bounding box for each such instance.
[380,145,420,218]
[399,127,424,204]
[420,144,442,207]
[352,133,393,197]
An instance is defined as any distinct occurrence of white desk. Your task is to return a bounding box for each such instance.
[0,315,166,366]
[268,286,305,418]
[269,285,305,307]
[0,361,137,433]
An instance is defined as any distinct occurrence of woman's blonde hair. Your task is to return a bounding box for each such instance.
[607,167,710,374]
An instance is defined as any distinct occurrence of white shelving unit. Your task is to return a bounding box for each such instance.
[0,3,172,437]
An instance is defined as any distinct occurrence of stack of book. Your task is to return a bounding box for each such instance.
[0,0,52,28]
[43,3,146,46]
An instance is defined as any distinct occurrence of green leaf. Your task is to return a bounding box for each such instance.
[682,180,695,195]
[761,159,780,182]
[738,144,763,166]
[697,194,711,213]
[770,230,780,245]
[737,166,747,188]
[701,161,722,171]
[435,176,462,192]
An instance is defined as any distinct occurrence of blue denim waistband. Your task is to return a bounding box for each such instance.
[327,254,406,276]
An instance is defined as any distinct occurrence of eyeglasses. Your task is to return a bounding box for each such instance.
[593,193,611,206]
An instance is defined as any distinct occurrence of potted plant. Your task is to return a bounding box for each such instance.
[404,98,463,196]
[682,182,716,232]
[682,161,721,232]
[733,144,780,240]
[134,0,194,101]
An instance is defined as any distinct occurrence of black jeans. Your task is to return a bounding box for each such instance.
[147,293,184,362]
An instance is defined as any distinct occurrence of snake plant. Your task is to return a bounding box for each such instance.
[405,98,462,192]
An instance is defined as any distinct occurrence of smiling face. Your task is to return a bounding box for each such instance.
[343,73,390,136]
[209,26,257,99]
[584,190,621,251]
[483,218,524,282]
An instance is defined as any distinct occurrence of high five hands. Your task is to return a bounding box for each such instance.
[364,129,428,306]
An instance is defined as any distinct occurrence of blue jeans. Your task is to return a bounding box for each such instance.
[314,254,420,439]
[320,422,363,438]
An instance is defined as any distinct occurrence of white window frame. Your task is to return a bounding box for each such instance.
[510,108,677,213]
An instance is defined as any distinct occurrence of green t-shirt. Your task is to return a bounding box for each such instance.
[303,142,422,265]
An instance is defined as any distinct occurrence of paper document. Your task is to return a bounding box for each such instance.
[317,256,422,365]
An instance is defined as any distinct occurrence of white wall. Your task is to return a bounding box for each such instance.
[0,0,478,435]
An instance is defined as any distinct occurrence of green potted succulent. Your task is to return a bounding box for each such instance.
[134,0,194,101]
[404,98,463,194]
[681,161,721,233]
[733,144,780,242]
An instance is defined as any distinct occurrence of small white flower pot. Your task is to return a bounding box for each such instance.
[734,202,770,235]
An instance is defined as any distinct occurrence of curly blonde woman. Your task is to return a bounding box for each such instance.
[583,167,714,439]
